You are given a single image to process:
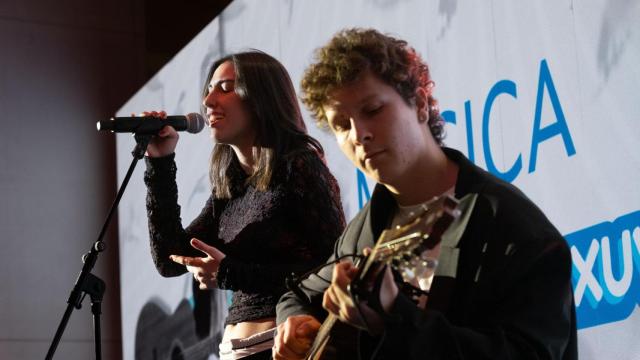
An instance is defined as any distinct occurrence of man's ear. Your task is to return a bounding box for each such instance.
[415,87,429,123]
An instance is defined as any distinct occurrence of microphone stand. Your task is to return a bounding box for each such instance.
[46,134,152,360]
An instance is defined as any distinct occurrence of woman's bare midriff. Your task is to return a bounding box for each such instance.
[223,317,277,340]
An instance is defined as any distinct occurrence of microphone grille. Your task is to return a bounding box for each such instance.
[185,113,206,134]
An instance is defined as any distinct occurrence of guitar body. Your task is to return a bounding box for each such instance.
[135,299,202,360]
[308,321,359,360]
[135,298,220,360]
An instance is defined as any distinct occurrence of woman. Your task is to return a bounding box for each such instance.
[143,50,345,359]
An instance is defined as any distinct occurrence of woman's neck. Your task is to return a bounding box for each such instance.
[231,144,255,175]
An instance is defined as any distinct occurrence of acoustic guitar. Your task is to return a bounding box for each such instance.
[306,194,460,360]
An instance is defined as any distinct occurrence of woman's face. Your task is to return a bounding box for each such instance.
[203,61,255,149]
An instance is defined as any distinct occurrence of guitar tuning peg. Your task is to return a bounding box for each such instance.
[412,247,423,257]
[391,258,401,269]
[400,267,416,283]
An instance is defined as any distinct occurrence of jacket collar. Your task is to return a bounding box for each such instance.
[365,147,489,237]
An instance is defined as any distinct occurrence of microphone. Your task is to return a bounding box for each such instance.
[96,113,205,134]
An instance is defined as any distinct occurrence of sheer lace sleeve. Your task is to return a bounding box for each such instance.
[144,154,217,277]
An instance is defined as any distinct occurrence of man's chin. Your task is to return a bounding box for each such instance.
[363,168,387,185]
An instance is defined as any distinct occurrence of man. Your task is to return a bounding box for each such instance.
[273,28,577,359]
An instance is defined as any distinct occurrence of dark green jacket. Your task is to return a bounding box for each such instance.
[276,148,577,360]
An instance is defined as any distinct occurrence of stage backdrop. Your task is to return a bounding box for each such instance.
[115,1,640,359]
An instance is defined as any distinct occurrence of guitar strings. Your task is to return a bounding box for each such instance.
[287,253,365,302]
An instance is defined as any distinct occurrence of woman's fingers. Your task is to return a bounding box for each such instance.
[169,254,205,267]
[190,238,226,261]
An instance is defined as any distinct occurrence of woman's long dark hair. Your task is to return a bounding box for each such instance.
[203,50,323,199]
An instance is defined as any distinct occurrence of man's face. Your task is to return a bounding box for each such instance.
[322,71,430,186]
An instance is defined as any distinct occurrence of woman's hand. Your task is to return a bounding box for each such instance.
[141,110,179,158]
[170,238,226,290]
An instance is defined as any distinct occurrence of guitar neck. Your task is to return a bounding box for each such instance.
[306,313,338,360]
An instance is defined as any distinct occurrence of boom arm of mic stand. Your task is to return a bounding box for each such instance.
[45,134,152,360]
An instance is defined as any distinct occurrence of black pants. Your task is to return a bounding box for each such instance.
[241,349,271,360]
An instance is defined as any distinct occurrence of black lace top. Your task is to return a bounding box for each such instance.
[144,149,345,325]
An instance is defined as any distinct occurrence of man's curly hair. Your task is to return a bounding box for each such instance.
[301,28,445,145]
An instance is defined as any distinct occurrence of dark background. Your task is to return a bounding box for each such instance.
[0,1,231,358]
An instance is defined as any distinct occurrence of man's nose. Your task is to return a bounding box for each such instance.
[349,117,373,144]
